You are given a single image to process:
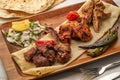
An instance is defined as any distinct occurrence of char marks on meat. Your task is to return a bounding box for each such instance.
[70,19,92,41]
[47,27,71,64]
[37,45,56,65]
[55,43,71,64]
[24,0,111,67]
[24,27,71,67]
[93,0,111,32]
[81,0,93,23]
[32,54,50,67]
[24,47,36,62]
[58,23,72,43]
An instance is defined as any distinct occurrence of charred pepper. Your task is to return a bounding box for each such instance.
[87,46,109,57]
[79,29,118,49]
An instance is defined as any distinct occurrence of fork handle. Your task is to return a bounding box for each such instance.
[103,60,120,70]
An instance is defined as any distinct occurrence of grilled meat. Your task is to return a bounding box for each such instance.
[81,0,93,23]
[37,45,56,65]
[32,44,56,67]
[71,30,79,39]
[58,19,92,42]
[70,20,92,42]
[24,19,92,66]
[55,43,71,64]
[93,0,111,32]
[24,27,71,67]
[24,47,36,62]
[58,23,72,43]
[47,27,71,64]
[32,53,50,67]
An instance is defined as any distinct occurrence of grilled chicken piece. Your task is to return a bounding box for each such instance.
[71,30,79,39]
[93,0,111,32]
[58,23,72,43]
[81,0,93,23]
[70,20,92,42]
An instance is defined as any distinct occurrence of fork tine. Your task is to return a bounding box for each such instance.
[79,68,98,78]
[79,69,97,80]
[79,68,97,74]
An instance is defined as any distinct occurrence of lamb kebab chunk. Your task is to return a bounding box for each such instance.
[46,27,71,64]
[24,47,36,62]
[55,43,71,64]
[93,0,111,32]
[23,45,48,66]
[36,44,56,65]
[24,40,56,67]
[32,40,56,67]
[32,53,50,67]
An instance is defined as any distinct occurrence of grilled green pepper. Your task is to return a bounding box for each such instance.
[87,46,109,57]
[79,29,118,49]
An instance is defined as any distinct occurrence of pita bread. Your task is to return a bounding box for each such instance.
[0,0,55,14]
[12,0,120,76]
[0,8,30,18]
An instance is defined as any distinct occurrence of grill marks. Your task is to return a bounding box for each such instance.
[24,27,71,67]
[92,0,111,32]
[59,20,92,42]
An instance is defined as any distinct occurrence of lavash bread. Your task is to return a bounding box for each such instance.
[0,0,65,18]
[0,8,30,18]
[52,0,65,7]
[0,0,55,14]
[12,0,120,76]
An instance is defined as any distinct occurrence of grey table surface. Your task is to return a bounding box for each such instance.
[0,0,120,80]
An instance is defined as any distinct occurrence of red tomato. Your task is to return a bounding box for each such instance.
[35,40,55,47]
[66,11,79,21]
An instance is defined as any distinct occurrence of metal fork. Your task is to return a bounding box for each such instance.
[79,60,120,80]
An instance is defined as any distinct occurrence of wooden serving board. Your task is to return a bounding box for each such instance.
[0,0,119,80]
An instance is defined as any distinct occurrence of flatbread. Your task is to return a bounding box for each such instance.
[0,0,65,18]
[0,8,30,18]
[52,0,65,7]
[78,1,120,46]
[11,0,120,76]
[0,0,55,14]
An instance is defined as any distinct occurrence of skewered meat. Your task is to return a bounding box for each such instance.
[93,0,111,32]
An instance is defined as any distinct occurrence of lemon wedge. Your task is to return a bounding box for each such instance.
[12,19,29,31]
